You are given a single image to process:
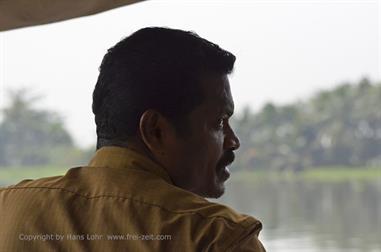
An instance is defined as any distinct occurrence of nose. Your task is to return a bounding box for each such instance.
[224,124,240,151]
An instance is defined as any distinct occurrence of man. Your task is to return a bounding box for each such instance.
[0,27,265,251]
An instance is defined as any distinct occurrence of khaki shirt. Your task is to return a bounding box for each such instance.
[0,146,265,251]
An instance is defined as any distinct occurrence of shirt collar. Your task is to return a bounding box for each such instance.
[88,146,173,184]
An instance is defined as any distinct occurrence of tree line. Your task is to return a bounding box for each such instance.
[231,77,381,171]
[0,77,380,170]
[0,89,93,167]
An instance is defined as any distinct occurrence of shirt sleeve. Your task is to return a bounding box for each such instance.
[0,0,146,31]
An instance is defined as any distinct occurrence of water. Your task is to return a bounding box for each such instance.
[216,178,381,252]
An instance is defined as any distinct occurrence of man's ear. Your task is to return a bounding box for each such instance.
[138,109,172,154]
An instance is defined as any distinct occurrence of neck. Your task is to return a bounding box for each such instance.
[97,137,158,166]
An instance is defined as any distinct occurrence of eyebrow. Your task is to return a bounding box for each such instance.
[213,94,234,118]
[223,100,234,117]
[226,106,234,117]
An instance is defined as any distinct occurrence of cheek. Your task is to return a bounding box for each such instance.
[186,125,225,171]
[203,132,225,169]
[209,130,225,151]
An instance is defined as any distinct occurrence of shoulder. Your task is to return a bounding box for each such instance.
[0,175,64,193]
[157,186,264,251]
[0,166,84,197]
[195,202,263,250]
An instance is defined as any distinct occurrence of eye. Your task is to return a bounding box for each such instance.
[216,118,225,129]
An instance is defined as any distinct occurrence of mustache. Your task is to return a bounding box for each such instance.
[217,151,235,168]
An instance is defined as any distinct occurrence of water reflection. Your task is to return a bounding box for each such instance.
[216,178,381,252]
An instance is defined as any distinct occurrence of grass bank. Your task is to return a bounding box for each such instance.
[231,166,381,183]
[1,165,380,186]
[0,166,70,186]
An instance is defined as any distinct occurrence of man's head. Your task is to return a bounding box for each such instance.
[93,27,240,198]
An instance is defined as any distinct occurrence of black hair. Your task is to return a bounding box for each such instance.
[92,27,235,149]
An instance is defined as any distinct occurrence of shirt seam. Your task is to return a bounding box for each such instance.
[1,186,257,231]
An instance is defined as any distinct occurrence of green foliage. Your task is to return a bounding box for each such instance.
[232,77,381,171]
[0,89,93,167]
[1,78,380,173]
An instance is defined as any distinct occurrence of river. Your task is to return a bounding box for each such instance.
[216,177,381,251]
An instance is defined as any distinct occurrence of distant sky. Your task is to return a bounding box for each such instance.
[0,0,380,148]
